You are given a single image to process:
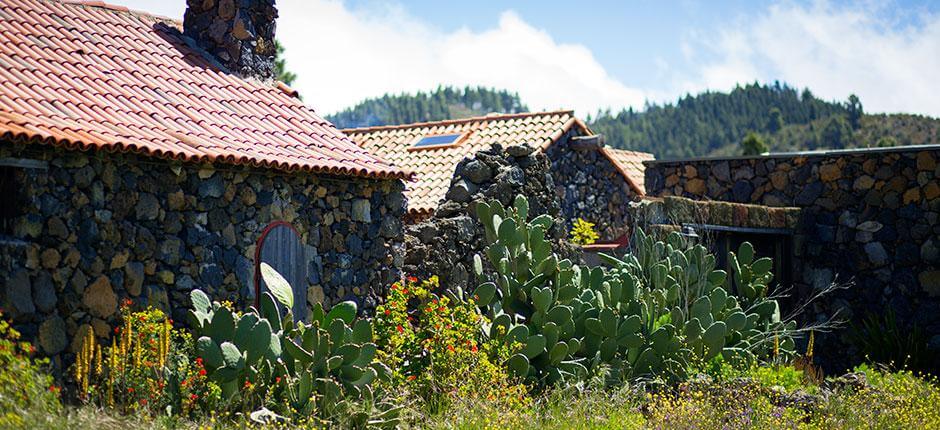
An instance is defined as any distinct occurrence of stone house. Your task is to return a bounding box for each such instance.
[343,111,654,241]
[643,145,940,369]
[0,0,411,363]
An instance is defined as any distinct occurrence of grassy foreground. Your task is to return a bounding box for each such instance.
[15,365,940,430]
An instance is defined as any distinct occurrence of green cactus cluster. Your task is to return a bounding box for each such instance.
[187,263,400,427]
[472,195,798,385]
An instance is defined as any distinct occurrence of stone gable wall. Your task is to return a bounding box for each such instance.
[0,144,405,368]
[645,147,940,368]
[546,130,640,241]
[404,144,578,292]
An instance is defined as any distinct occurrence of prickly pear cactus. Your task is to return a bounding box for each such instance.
[472,195,798,385]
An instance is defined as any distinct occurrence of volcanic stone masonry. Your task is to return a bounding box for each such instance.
[0,144,405,369]
[183,0,278,81]
[404,143,578,293]
[645,146,940,368]
[545,129,638,241]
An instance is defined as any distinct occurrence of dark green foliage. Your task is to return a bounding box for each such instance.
[846,94,863,129]
[273,41,296,86]
[767,107,784,133]
[589,82,940,157]
[326,86,527,128]
[741,132,769,156]
[820,115,853,148]
[589,82,846,158]
[848,310,938,374]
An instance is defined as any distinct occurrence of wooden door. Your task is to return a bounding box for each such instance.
[255,222,307,320]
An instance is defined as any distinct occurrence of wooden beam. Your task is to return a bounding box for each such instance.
[0,158,48,170]
[570,134,605,151]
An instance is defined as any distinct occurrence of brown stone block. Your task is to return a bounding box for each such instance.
[925,181,940,200]
[784,208,802,229]
[710,202,734,225]
[768,207,787,228]
[747,205,771,227]
[917,151,937,171]
[732,204,749,227]
[903,188,921,204]
[686,178,706,195]
[819,163,842,182]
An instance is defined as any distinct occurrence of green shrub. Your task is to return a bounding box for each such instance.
[0,314,62,428]
[71,303,221,417]
[568,218,599,246]
[374,275,528,413]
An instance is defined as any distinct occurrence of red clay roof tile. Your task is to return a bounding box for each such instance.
[344,111,652,214]
[0,0,409,180]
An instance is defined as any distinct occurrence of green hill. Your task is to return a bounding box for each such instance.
[328,82,940,157]
[326,86,527,129]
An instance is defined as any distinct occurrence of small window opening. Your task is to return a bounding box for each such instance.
[410,133,464,150]
[0,166,23,237]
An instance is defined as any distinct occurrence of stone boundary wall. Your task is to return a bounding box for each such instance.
[404,144,577,292]
[645,146,940,368]
[545,129,638,241]
[0,144,405,368]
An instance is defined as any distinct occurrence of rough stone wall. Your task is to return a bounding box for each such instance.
[183,0,278,80]
[546,130,638,241]
[645,147,940,368]
[403,144,577,292]
[0,144,405,368]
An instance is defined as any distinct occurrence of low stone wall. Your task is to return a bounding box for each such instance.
[645,146,940,368]
[404,144,577,292]
[546,130,637,241]
[0,144,405,368]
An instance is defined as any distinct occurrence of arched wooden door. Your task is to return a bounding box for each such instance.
[254,221,307,320]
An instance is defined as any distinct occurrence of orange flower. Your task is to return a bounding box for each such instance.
[407,276,418,283]
[407,375,416,381]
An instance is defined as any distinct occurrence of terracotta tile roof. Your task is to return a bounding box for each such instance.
[602,148,655,195]
[343,111,651,214]
[0,0,409,180]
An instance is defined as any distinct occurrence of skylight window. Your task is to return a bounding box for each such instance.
[411,133,464,149]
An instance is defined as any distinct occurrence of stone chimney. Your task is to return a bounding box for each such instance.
[183,0,278,81]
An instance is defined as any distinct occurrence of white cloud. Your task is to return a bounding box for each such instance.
[276,0,646,115]
[680,1,940,116]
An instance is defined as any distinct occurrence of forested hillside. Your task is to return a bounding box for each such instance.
[327,86,527,129]
[327,82,940,157]
[589,82,940,158]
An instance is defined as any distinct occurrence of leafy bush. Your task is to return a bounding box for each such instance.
[72,303,221,416]
[848,310,938,374]
[470,195,798,386]
[374,275,528,413]
[0,313,62,427]
[568,218,599,246]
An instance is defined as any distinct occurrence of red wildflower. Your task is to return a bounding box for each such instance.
[471,345,478,353]
[195,357,203,366]
[48,385,59,393]
[407,276,417,283]
[244,380,252,388]
[396,325,404,334]
[384,309,391,316]
[402,288,409,295]
[139,398,148,405]
[190,394,198,401]
[127,387,134,393]
[114,327,120,334]
[447,345,455,352]
[198,369,206,376]
[275,377,282,384]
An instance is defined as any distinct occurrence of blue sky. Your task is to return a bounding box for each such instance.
[118,0,940,116]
